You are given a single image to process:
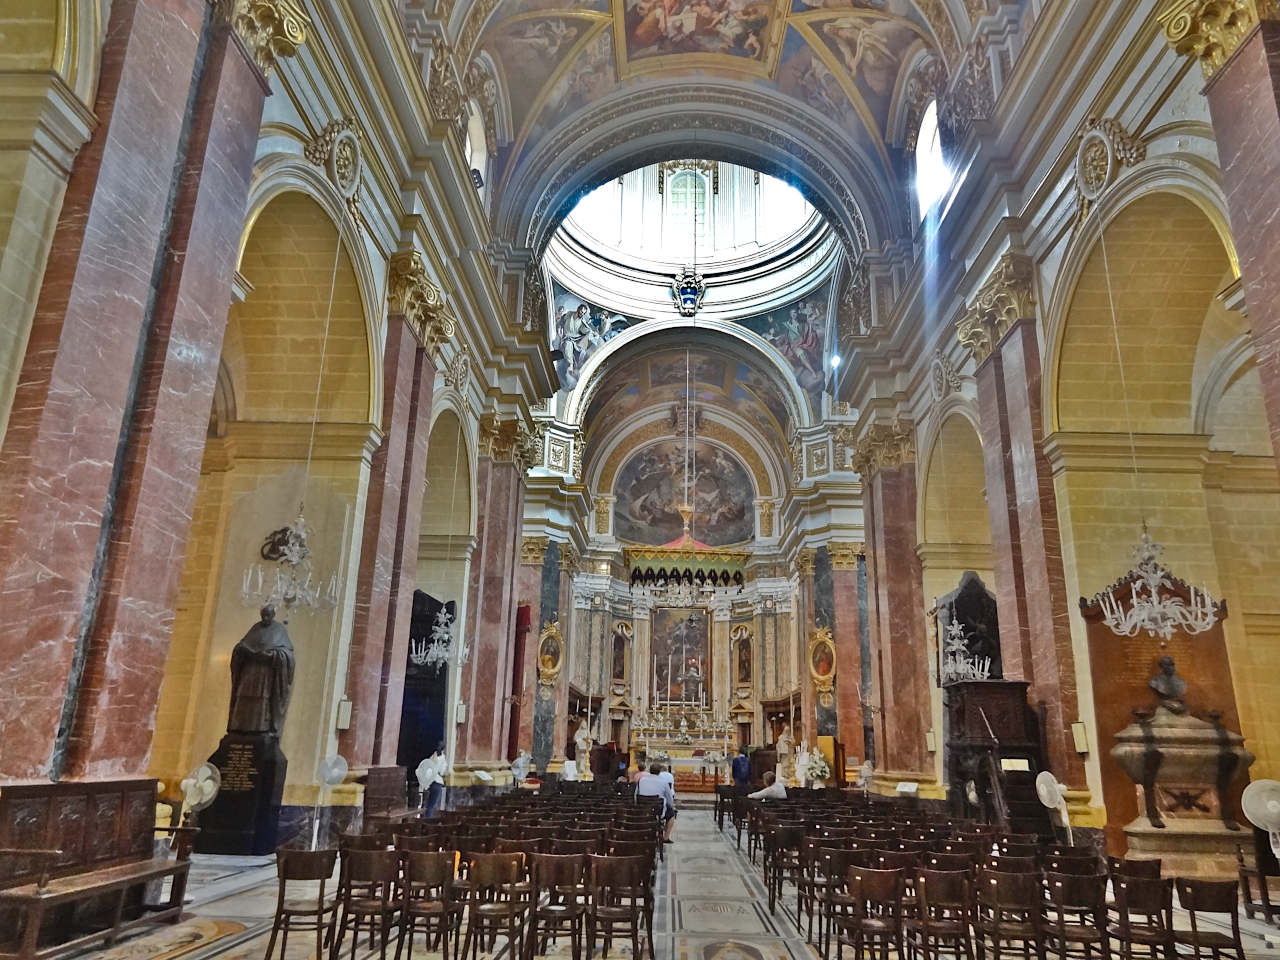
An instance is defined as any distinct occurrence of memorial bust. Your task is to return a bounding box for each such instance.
[228,604,296,735]
[1148,654,1187,715]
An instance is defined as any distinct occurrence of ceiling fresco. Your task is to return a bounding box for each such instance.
[550,278,642,393]
[476,0,944,201]
[733,277,831,408]
[580,346,796,443]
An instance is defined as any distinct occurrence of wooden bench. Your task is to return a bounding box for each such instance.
[0,779,198,960]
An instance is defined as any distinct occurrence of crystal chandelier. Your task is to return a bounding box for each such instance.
[1096,529,1218,641]
[241,513,340,613]
[410,607,457,668]
[940,618,992,684]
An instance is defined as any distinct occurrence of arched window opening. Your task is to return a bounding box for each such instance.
[666,170,710,251]
[915,100,951,219]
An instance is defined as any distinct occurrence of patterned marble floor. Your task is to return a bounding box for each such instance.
[81,811,1277,960]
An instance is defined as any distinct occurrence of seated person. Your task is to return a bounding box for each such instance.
[748,771,787,801]
[636,762,678,840]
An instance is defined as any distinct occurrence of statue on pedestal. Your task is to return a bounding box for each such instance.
[228,605,296,736]
[1148,654,1188,715]
[776,724,795,782]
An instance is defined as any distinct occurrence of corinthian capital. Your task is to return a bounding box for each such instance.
[388,251,454,351]
[214,0,310,74]
[850,421,915,478]
[1158,0,1278,78]
[955,252,1035,364]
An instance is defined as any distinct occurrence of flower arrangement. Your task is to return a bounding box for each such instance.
[806,748,831,782]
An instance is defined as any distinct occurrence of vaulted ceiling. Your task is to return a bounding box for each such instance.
[456,0,978,260]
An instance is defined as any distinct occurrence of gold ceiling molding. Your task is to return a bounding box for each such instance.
[758,501,774,539]
[837,259,873,342]
[428,37,467,127]
[828,542,863,569]
[460,0,503,65]
[622,542,751,569]
[559,544,580,574]
[795,548,815,576]
[903,56,947,154]
[304,118,365,228]
[595,496,612,535]
[521,536,549,566]
[388,251,454,350]
[1158,0,1279,78]
[214,0,309,74]
[938,36,994,147]
[596,419,775,498]
[464,60,500,156]
[850,421,915,477]
[522,267,547,333]
[955,252,1035,364]
[523,421,547,469]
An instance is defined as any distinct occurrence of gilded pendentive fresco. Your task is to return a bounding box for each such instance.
[613,439,754,546]
[735,279,830,399]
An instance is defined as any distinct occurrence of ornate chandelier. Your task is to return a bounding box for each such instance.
[940,618,992,684]
[410,607,458,668]
[241,513,340,613]
[1096,529,1218,641]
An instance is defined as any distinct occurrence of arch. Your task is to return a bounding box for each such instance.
[918,410,989,548]
[241,156,384,423]
[228,191,374,425]
[1042,164,1237,433]
[423,407,477,540]
[1051,191,1231,435]
[2,0,106,105]
[497,81,897,267]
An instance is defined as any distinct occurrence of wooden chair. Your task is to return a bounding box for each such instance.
[1107,858,1160,879]
[766,824,805,914]
[910,869,975,960]
[832,865,907,960]
[585,854,648,960]
[1173,878,1246,960]
[1042,856,1103,877]
[330,848,401,960]
[459,853,527,960]
[1237,842,1278,925]
[264,848,339,960]
[1043,872,1110,960]
[552,837,601,856]
[396,850,463,960]
[525,853,586,960]
[922,851,975,873]
[979,855,1039,875]
[974,869,1045,960]
[1108,876,1173,960]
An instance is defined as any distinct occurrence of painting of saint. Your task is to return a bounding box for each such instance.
[622,0,777,63]
[652,607,710,702]
[611,622,631,681]
[811,640,834,677]
[613,439,754,546]
[550,280,636,392]
[737,637,752,684]
[736,281,830,398]
[539,631,562,673]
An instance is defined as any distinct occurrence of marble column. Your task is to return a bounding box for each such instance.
[341,302,441,768]
[958,264,1084,788]
[458,418,528,769]
[1160,11,1280,456]
[516,536,549,761]
[0,0,303,780]
[830,543,864,767]
[549,546,579,770]
[795,548,816,743]
[856,424,931,779]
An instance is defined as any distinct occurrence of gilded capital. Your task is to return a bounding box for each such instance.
[559,545,580,575]
[388,251,454,350]
[795,548,815,576]
[955,252,1035,364]
[1158,0,1278,78]
[521,536,549,566]
[214,0,310,75]
[829,542,863,569]
[850,421,915,478]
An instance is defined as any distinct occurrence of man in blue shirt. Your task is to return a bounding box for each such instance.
[731,747,751,787]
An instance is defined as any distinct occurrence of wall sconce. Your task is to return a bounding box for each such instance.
[924,729,937,753]
[1071,721,1089,754]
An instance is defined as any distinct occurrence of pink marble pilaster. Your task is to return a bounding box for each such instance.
[864,464,930,776]
[1202,21,1280,458]
[832,564,864,764]
[797,557,816,743]
[0,0,209,781]
[341,317,433,767]
[515,558,544,757]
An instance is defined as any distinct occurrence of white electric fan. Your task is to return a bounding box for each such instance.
[1242,779,1280,859]
[1036,770,1073,846]
[311,753,349,850]
[179,762,221,827]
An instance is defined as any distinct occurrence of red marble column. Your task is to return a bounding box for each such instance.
[0,0,239,781]
[63,22,273,781]
[1198,21,1280,457]
[341,317,434,767]
[831,552,864,765]
[864,464,930,777]
[796,550,817,743]
[974,319,1084,787]
[459,440,527,765]
[514,538,547,757]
